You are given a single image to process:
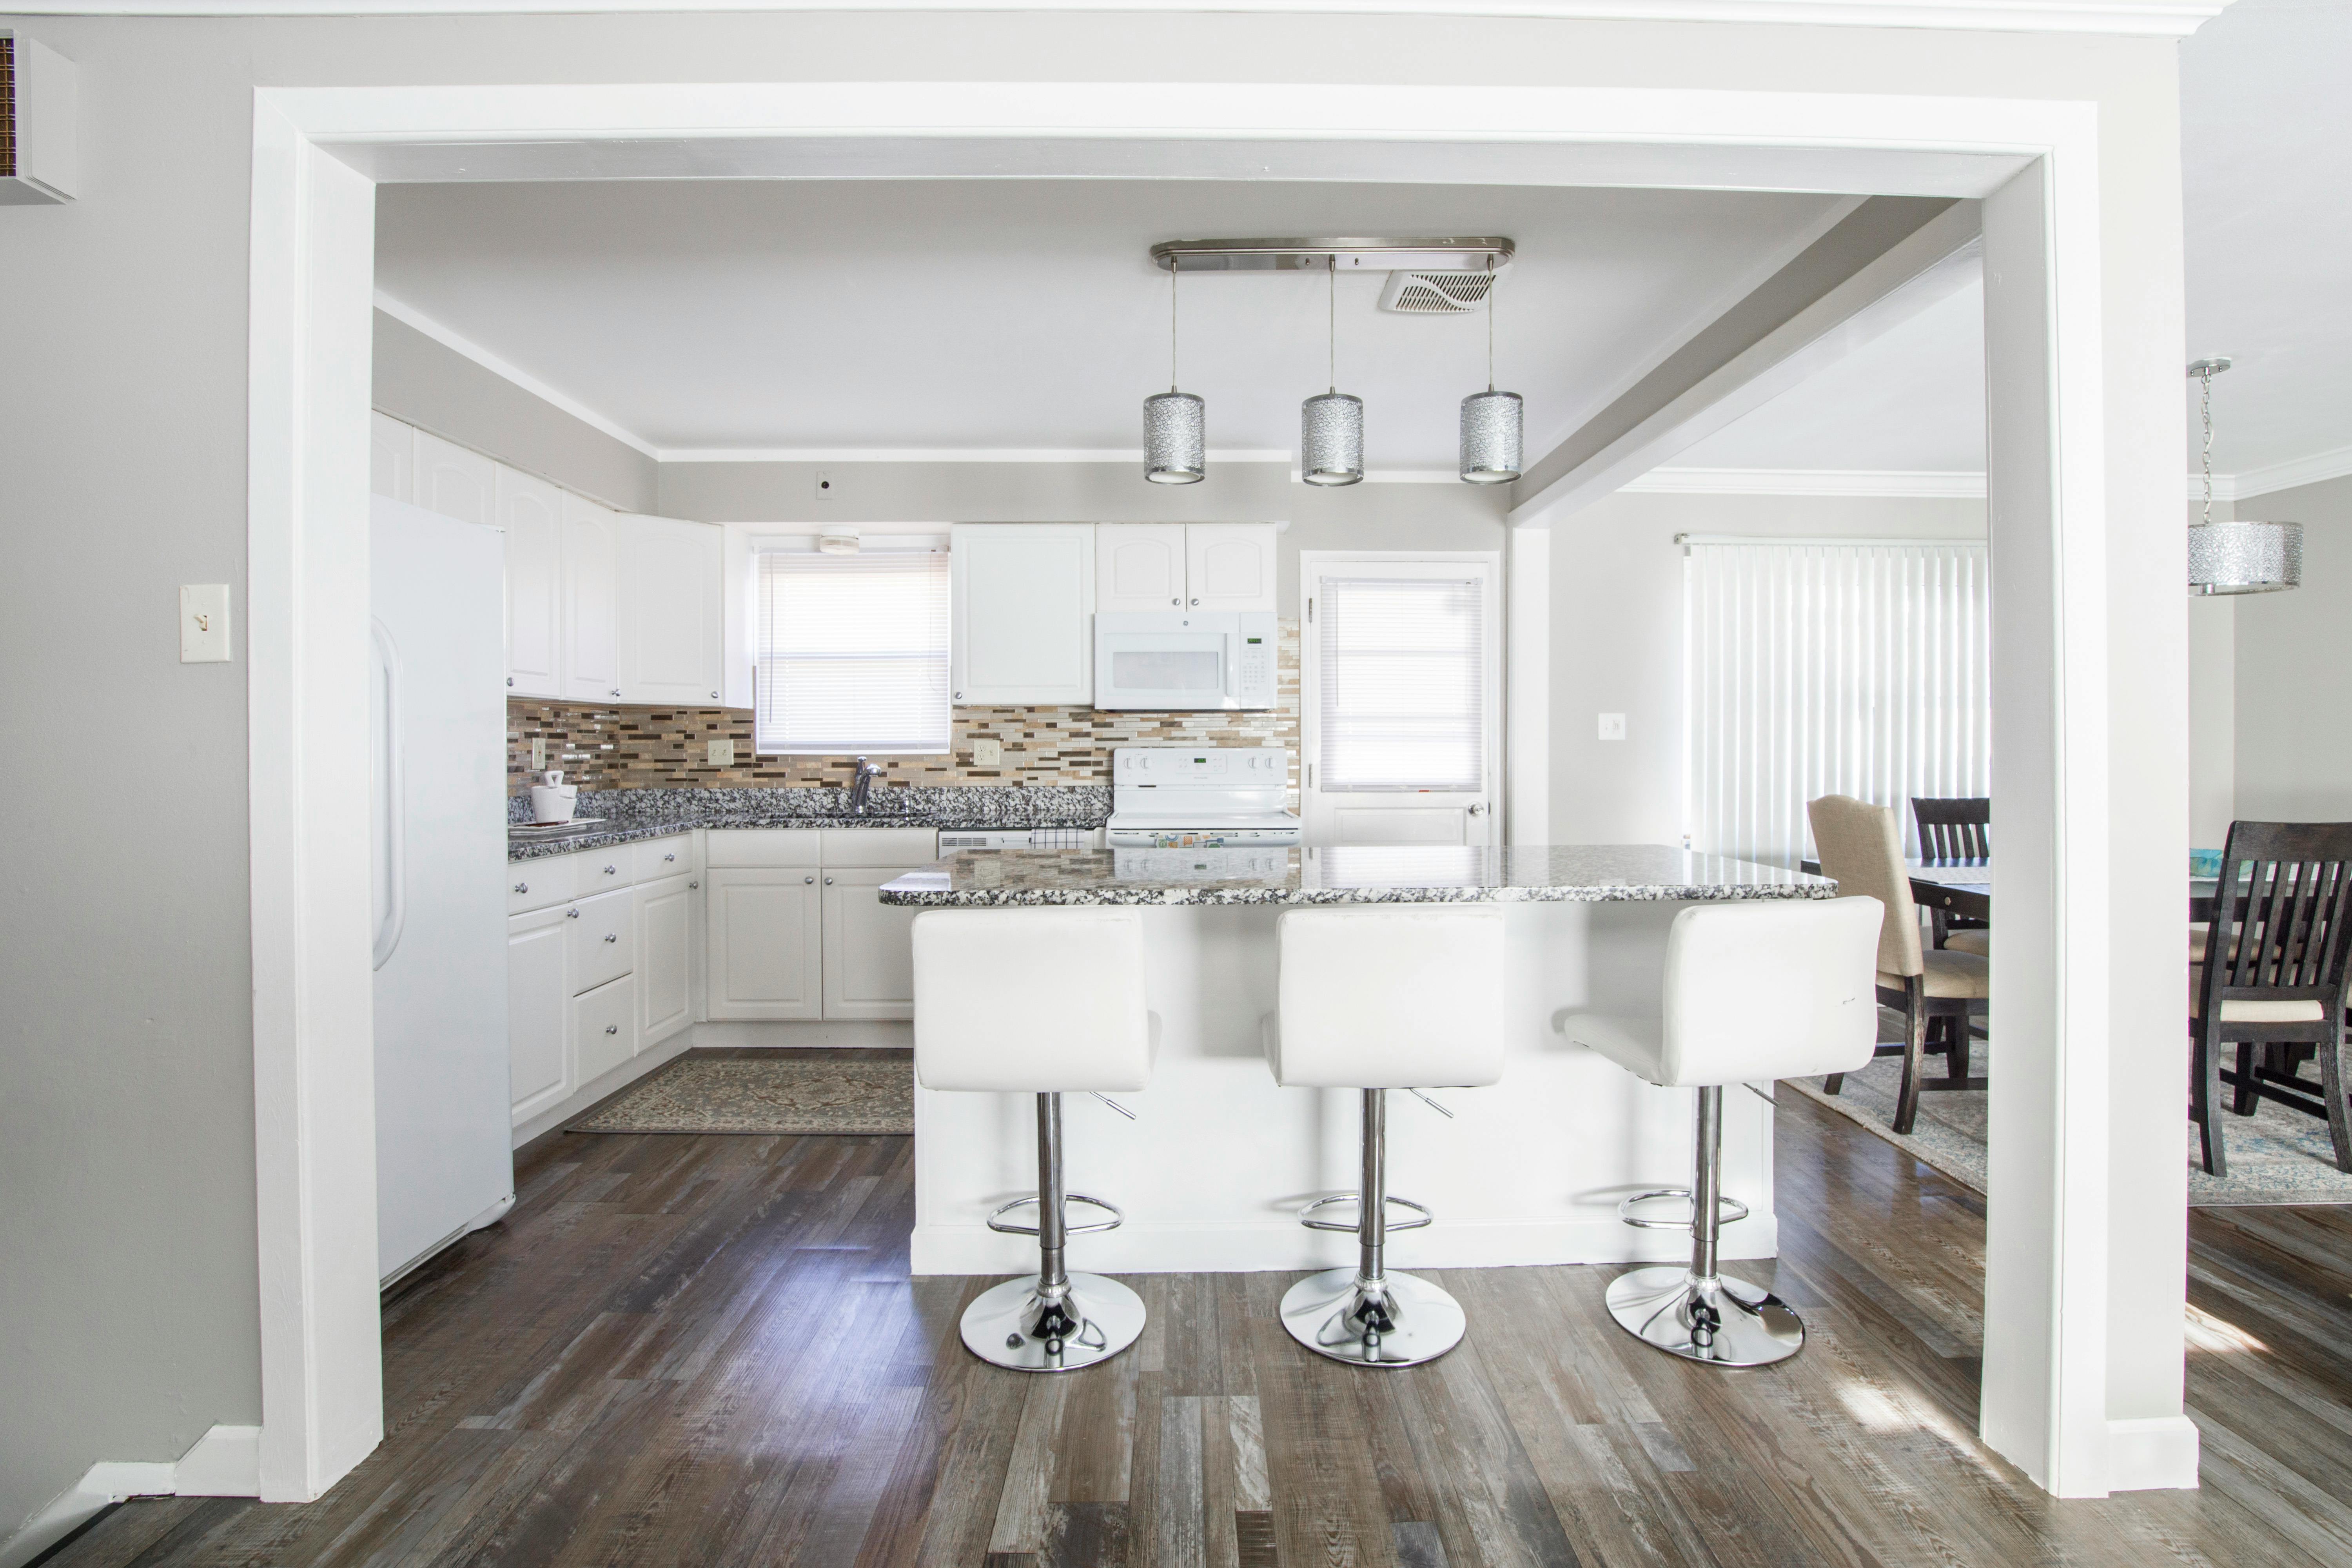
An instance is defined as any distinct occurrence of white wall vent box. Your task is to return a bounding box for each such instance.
[0,34,78,205]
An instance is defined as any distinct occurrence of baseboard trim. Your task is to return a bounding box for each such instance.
[510,1031,697,1148]
[1,1426,261,1568]
[2107,1415,2200,1492]
[690,1019,913,1049]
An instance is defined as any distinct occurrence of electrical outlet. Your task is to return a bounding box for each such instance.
[1597,713,1627,741]
[530,737,547,771]
[708,738,736,767]
[972,739,1004,768]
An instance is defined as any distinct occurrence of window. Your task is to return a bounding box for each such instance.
[1316,573,1486,792]
[1682,538,1989,866]
[755,543,950,755]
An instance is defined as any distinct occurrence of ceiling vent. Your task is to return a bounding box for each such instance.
[1378,270,1495,314]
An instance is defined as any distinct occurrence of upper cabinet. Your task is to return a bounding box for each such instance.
[1097,523,1277,614]
[500,468,564,700]
[561,495,624,704]
[952,524,1095,706]
[414,430,496,526]
[617,515,725,706]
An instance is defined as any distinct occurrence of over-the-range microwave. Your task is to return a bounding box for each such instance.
[1093,611,1276,711]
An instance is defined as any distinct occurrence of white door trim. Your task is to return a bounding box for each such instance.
[249,76,2165,1503]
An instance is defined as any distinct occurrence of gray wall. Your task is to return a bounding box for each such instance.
[1546,490,1989,849]
[373,310,658,512]
[2232,472,2352,822]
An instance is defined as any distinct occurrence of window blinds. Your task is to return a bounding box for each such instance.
[755,548,951,755]
[1317,575,1485,792]
[1682,540,1989,866]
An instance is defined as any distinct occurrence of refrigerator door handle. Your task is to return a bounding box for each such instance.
[372,617,407,972]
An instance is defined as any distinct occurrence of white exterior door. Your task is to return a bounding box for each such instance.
[506,907,571,1125]
[499,467,564,700]
[704,868,824,1020]
[1097,524,1189,612]
[561,493,622,703]
[1186,523,1278,612]
[413,430,494,525]
[617,515,724,706]
[1300,553,1503,848]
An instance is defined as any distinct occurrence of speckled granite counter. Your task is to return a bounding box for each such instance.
[879,844,1834,906]
[507,785,1108,862]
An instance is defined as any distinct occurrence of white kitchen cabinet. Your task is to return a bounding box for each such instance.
[704,868,824,1020]
[370,413,416,503]
[635,873,695,1046]
[1186,524,1279,612]
[414,430,496,526]
[821,867,922,1020]
[617,515,725,705]
[561,493,623,703]
[499,467,566,700]
[1096,524,1189,613]
[567,886,634,995]
[506,906,572,1124]
[573,975,639,1085]
[951,523,1094,705]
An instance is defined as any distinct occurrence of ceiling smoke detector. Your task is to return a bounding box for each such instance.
[1379,271,1495,314]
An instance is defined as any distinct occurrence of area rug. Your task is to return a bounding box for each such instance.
[1781,1017,2352,1206]
[569,1055,914,1135]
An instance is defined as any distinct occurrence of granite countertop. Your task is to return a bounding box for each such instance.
[877,844,1837,907]
[507,785,1109,862]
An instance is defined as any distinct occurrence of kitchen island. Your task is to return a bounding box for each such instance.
[881,845,1837,1277]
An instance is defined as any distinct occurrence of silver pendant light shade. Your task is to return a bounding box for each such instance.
[1300,261,1363,486]
[2185,357,2298,594]
[1144,391,1206,485]
[1460,263,1522,484]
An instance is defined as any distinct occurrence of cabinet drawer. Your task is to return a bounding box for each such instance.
[707,829,823,868]
[507,855,575,915]
[633,833,696,881]
[565,887,634,995]
[821,828,940,867]
[576,849,634,896]
[573,975,639,1087]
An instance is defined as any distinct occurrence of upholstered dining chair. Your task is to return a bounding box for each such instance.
[1808,795,1988,1133]
[1912,797,1991,958]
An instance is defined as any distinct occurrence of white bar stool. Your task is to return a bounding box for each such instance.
[1558,896,1881,1367]
[913,907,1158,1373]
[1262,904,1506,1368]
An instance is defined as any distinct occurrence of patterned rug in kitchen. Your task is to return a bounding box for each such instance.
[568,1053,914,1136]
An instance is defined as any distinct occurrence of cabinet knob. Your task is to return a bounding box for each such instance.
[604,933,619,943]
[1189,597,1200,606]
[804,875,815,885]
[566,908,580,918]
[664,852,676,862]
[605,1024,619,1035]
[610,689,621,699]
[513,882,528,894]
[689,880,699,889]
[824,877,835,886]
[710,690,719,700]
[506,676,515,687]
[953,691,963,701]
[1171,597,1180,605]
[603,864,617,875]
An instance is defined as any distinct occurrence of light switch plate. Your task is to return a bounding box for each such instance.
[972,739,1004,768]
[180,584,232,663]
[530,737,547,771]
[708,738,736,766]
[1597,713,1626,741]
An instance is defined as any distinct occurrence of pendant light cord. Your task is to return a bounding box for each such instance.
[2199,365,2215,526]
[1486,258,1497,393]
[1328,257,1337,393]
[1169,258,1180,394]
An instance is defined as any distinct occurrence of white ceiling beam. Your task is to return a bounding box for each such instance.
[1508,197,1984,528]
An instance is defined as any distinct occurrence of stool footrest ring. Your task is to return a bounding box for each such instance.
[1298,1192,1434,1234]
[987,1192,1125,1236]
[1616,1187,1750,1232]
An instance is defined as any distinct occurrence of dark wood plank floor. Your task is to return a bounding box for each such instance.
[48,1085,2352,1567]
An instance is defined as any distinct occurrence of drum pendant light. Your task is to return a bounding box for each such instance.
[1459,263,1522,484]
[1144,257,1205,485]
[1301,260,1364,486]
[2186,358,2301,595]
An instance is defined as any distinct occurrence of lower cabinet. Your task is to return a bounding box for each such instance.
[574,975,639,1085]
[506,907,572,1123]
[636,873,696,1045]
[705,868,824,1020]
[821,867,924,1020]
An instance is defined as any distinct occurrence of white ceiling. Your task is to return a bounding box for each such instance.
[374,180,1843,466]
[1672,0,2352,488]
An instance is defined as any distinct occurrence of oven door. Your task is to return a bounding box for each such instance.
[1094,620,1238,710]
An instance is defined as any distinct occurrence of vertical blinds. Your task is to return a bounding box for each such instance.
[1683,540,1989,866]
[1317,575,1485,792]
[755,548,951,755]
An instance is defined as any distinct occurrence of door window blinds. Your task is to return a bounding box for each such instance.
[1317,575,1485,792]
[1683,539,1989,866]
[755,547,951,755]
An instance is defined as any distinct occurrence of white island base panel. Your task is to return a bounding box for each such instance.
[910,900,1777,1277]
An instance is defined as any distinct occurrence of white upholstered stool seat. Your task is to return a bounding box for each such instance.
[1263,905,1505,1368]
[1558,896,1882,1368]
[913,907,1159,1372]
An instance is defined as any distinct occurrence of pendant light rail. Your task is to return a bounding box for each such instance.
[1150,236,1514,273]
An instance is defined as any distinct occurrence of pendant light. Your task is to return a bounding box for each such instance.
[1459,261,1522,484]
[1144,256,1205,485]
[1301,260,1364,486]
[2185,357,2301,595]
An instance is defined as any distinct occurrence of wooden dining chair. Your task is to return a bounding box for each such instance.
[1912,797,1991,957]
[1809,795,1988,1134]
[2191,820,2352,1178]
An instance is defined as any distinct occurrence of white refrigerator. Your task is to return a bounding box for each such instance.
[372,495,515,1285]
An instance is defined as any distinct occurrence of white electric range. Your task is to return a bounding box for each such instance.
[1104,745,1302,848]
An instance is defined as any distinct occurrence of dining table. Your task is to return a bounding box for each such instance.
[1800,857,2223,926]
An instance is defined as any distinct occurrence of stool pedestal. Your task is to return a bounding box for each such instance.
[1279,1089,1466,1368]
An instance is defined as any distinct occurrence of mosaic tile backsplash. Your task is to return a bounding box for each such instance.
[509,620,1302,801]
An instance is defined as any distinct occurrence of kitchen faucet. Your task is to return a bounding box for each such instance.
[849,755,882,815]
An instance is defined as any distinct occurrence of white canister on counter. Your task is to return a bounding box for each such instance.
[529,769,578,824]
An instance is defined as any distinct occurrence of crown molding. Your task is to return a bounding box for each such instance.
[1622,466,1989,497]
[658,447,1293,464]
[2228,443,2352,504]
[373,291,657,457]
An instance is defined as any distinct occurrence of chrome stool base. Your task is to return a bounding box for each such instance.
[1604,1266,1804,1368]
[960,1272,1145,1373]
[1279,1267,1466,1368]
